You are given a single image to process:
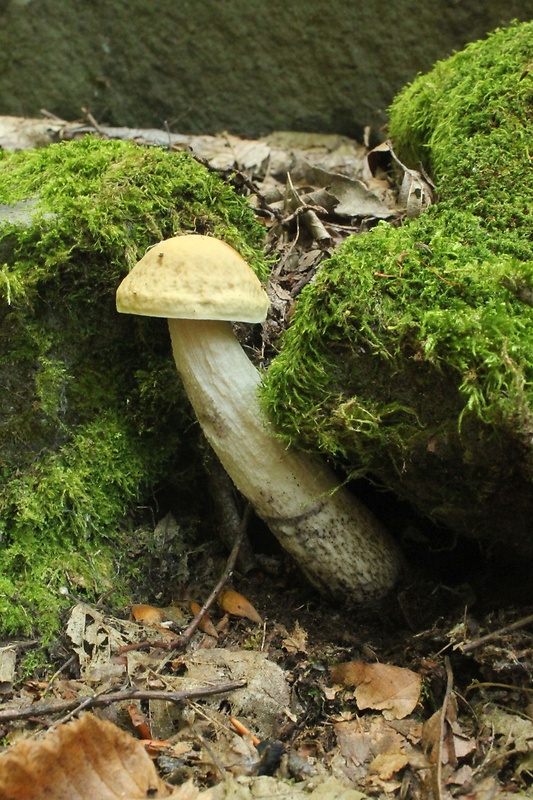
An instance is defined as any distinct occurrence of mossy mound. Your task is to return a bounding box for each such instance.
[0,137,265,636]
[261,22,533,553]
[388,19,533,242]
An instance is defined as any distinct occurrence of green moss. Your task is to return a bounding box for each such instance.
[0,137,266,637]
[261,22,533,550]
[17,649,53,683]
[264,207,533,448]
[388,21,533,239]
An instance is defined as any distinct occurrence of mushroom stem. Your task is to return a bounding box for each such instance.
[168,317,402,602]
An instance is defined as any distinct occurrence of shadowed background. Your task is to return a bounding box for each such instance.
[0,0,531,139]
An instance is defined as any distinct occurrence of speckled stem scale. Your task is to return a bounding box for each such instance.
[168,317,402,602]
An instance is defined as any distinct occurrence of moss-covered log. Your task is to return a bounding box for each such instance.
[0,137,265,635]
[261,21,533,555]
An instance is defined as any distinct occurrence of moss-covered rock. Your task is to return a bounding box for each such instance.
[261,22,533,554]
[0,137,265,636]
[388,20,533,241]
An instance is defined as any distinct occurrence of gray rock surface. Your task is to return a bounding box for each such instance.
[0,1,530,140]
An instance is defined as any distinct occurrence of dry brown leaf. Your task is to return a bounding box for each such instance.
[334,715,413,788]
[422,695,476,766]
[0,713,169,800]
[281,621,308,654]
[305,165,394,219]
[66,604,130,683]
[369,751,409,780]
[331,661,421,720]
[219,590,263,624]
[190,601,219,638]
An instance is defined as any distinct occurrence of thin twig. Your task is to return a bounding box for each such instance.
[174,503,253,649]
[234,171,284,222]
[54,694,97,727]
[465,680,533,695]
[39,109,67,122]
[117,503,254,654]
[43,655,77,694]
[194,730,228,781]
[460,612,533,653]
[0,639,39,651]
[435,656,454,800]
[81,107,107,137]
[0,679,247,723]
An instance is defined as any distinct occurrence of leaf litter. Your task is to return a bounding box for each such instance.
[0,116,531,798]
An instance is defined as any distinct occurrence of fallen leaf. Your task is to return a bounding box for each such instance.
[330,661,421,720]
[478,702,533,753]
[219,590,263,624]
[0,713,169,800]
[305,165,394,218]
[190,601,219,638]
[281,621,308,654]
[334,716,413,788]
[369,751,409,780]
[422,695,476,766]
[66,604,128,683]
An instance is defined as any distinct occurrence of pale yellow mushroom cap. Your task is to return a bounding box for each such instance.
[116,235,270,323]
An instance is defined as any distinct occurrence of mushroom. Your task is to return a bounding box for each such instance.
[116,235,401,601]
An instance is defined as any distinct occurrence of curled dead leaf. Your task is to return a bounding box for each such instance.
[397,168,433,218]
[219,590,263,624]
[366,139,433,218]
[330,660,421,720]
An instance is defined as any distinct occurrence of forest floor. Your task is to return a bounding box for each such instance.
[0,115,532,800]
